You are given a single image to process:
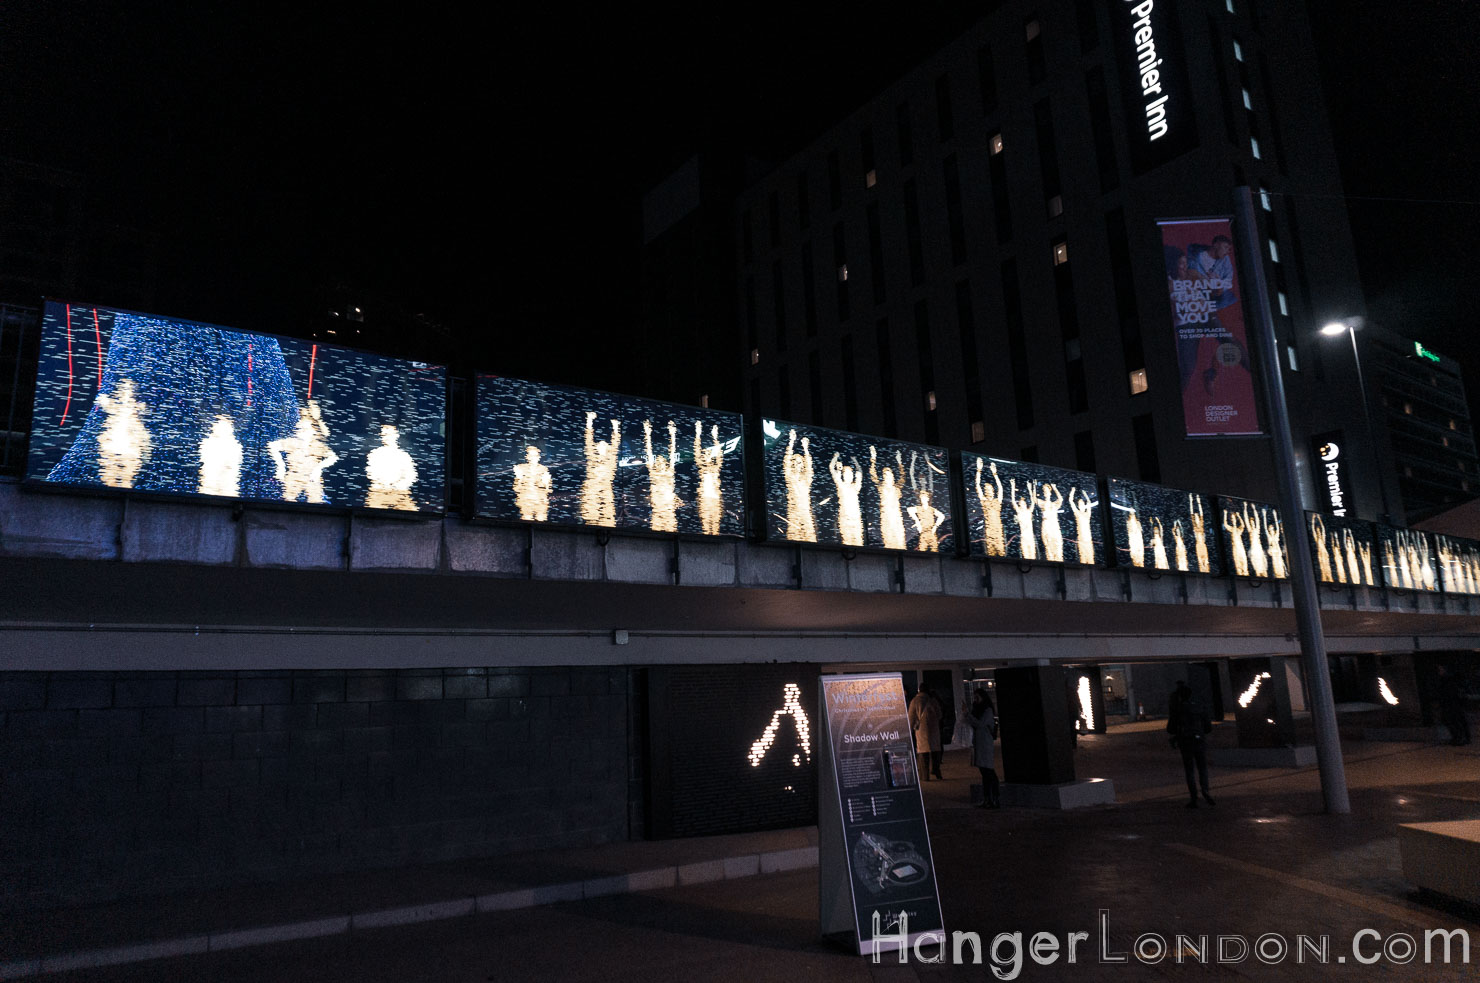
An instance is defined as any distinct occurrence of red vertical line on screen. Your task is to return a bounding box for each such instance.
[60,304,75,426]
[308,344,317,398]
[92,308,103,388]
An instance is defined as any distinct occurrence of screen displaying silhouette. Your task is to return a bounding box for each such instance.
[1371,522,1439,593]
[1216,495,1290,581]
[1433,533,1480,596]
[1107,477,1221,576]
[761,418,953,553]
[26,301,446,512]
[963,453,1102,566]
[475,375,744,536]
[1304,511,1379,588]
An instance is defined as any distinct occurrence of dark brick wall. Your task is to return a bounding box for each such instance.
[0,667,632,911]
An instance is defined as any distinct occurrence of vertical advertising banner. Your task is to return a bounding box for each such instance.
[819,674,943,956]
[1309,429,1353,516]
[1159,218,1263,438]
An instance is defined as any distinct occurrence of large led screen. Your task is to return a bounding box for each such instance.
[1217,496,1290,580]
[1107,478,1220,575]
[1434,533,1480,596]
[27,302,446,512]
[1373,523,1439,593]
[760,419,953,553]
[963,453,1103,566]
[1306,512,1378,588]
[475,375,744,536]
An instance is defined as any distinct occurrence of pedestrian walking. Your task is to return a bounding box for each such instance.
[908,684,944,780]
[965,689,1000,808]
[1167,681,1215,808]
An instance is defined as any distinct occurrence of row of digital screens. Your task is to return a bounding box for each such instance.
[26,303,1480,593]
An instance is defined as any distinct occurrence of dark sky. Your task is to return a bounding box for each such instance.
[2,2,1476,395]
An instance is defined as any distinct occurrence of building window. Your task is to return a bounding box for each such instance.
[1404,403,1413,414]
[700,394,709,409]
[1242,88,1253,110]
[971,420,986,443]
[1074,430,1096,474]
[1268,239,1280,263]
[1025,18,1041,40]
[1226,0,1235,13]
[935,74,955,141]
[1277,292,1289,316]
[1443,436,1451,448]
[990,133,1004,156]
[1251,136,1262,159]
[751,348,760,365]
[865,169,877,189]
[896,102,914,166]
[796,171,810,231]
[1025,16,1046,85]
[926,391,937,412]
[1450,419,1458,430]
[1047,194,1063,218]
[838,264,849,281]
[1053,240,1069,265]
[1260,185,1272,211]
[1286,345,1299,371]
[1129,368,1148,395]
[1234,39,1244,61]
[1132,413,1160,483]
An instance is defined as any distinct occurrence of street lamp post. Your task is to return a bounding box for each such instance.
[1320,319,1392,524]
[1234,186,1350,814]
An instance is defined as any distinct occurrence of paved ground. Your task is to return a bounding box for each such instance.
[22,723,1480,981]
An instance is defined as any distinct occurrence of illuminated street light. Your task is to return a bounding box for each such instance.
[1319,316,1390,523]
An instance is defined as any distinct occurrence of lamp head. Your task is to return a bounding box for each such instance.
[1320,321,1351,337]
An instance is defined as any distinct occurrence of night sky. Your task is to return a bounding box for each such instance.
[2,2,1476,406]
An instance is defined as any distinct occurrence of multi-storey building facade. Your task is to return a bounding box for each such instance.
[733,0,1400,520]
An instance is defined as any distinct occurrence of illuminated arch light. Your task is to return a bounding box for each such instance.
[1077,675,1095,732]
[1377,678,1400,707]
[747,683,813,767]
[1238,672,1272,709]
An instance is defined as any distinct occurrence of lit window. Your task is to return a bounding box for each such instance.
[1053,240,1069,265]
[1286,345,1299,371]
[326,329,337,335]
[1242,88,1253,110]
[1129,368,1148,395]
[1047,194,1063,218]
[1443,437,1450,447]
[838,264,849,282]
[971,420,986,443]
[1278,292,1289,316]
[1260,186,1272,211]
[1404,403,1413,415]
[926,391,938,411]
[865,169,878,189]
[1404,466,1413,477]
[1449,419,1458,430]
[1025,18,1041,40]
[1226,0,1235,12]
[1234,40,1244,61]
[751,348,761,365]
[1251,136,1262,159]
[990,133,1004,155]
[701,394,710,409]
[1268,239,1280,263]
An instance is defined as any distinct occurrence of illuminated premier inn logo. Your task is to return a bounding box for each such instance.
[26,302,447,512]
[747,683,813,768]
[1126,0,1172,143]
[1309,429,1353,519]
[1319,441,1346,516]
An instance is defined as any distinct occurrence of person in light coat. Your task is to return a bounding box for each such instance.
[967,689,999,808]
[908,685,944,780]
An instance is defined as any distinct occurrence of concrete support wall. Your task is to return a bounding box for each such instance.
[0,666,631,912]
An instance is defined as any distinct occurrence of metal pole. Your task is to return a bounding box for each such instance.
[1347,327,1391,524]
[1234,186,1350,813]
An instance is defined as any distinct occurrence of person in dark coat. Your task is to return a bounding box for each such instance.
[966,690,1000,808]
[1167,681,1215,808]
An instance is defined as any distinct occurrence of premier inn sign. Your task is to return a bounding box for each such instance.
[1110,0,1198,173]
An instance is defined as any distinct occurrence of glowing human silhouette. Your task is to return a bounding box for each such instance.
[783,429,817,542]
[829,452,865,547]
[908,489,946,553]
[1332,530,1348,583]
[95,378,152,489]
[513,445,552,521]
[643,419,681,533]
[1010,479,1038,560]
[1265,514,1287,580]
[269,401,339,504]
[1223,508,1249,577]
[1172,519,1189,571]
[1342,528,1360,584]
[1037,483,1065,563]
[1357,537,1374,587]
[1381,539,1401,588]
[196,414,242,498]
[1189,495,1211,573]
[365,424,419,511]
[1245,504,1268,579]
[1149,517,1169,570]
[694,422,726,536]
[974,458,1007,557]
[869,446,907,550]
[1310,514,1333,583]
[1068,487,1096,565]
[1125,505,1145,568]
[581,411,621,527]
